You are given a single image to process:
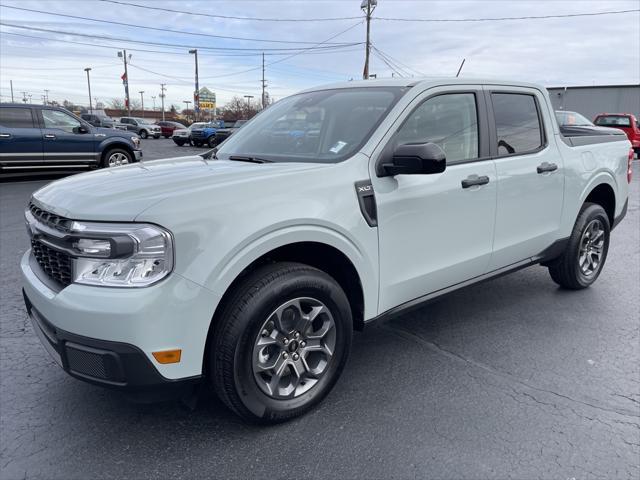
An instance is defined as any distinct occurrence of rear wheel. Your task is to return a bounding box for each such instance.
[210,262,352,423]
[548,202,610,289]
[102,148,133,168]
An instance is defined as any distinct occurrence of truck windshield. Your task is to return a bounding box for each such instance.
[216,87,407,164]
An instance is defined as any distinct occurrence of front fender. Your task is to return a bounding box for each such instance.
[204,222,376,317]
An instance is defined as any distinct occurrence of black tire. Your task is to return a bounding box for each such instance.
[207,136,217,148]
[101,147,133,168]
[193,140,202,147]
[153,134,161,139]
[139,129,148,139]
[164,135,170,139]
[548,202,610,289]
[173,139,185,146]
[210,262,352,424]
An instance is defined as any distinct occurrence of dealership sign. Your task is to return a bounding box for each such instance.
[199,87,216,110]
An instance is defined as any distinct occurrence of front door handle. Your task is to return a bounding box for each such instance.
[461,175,490,189]
[537,162,558,174]
[0,133,11,138]
[44,134,56,139]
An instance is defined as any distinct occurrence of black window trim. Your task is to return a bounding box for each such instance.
[485,89,548,159]
[376,89,491,175]
[0,106,37,129]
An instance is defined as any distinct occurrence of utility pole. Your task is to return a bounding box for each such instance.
[261,52,267,109]
[118,50,131,116]
[44,89,49,105]
[160,84,166,121]
[139,91,145,117]
[10,80,14,102]
[189,49,200,121]
[361,0,377,80]
[21,91,27,103]
[84,67,93,112]
[151,95,156,111]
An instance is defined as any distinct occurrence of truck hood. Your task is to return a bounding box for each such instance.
[31,156,330,221]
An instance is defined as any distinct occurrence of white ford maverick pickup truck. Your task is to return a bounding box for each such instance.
[22,79,632,423]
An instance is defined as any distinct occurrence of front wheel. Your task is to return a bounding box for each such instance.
[548,202,610,289]
[210,262,352,424]
[207,136,217,148]
[102,148,133,168]
[139,130,148,139]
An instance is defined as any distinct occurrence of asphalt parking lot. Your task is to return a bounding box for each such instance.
[1,157,638,479]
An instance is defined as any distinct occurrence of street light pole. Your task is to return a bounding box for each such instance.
[84,67,93,112]
[243,95,254,119]
[361,0,377,80]
[183,100,191,122]
[188,49,200,122]
[139,91,145,118]
[151,95,156,111]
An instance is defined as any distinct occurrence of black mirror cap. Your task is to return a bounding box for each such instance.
[381,142,446,176]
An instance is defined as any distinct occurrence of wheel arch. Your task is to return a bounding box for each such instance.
[582,180,616,226]
[202,240,368,375]
[100,141,135,165]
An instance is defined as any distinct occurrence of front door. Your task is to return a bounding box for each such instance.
[371,88,498,313]
[485,88,564,270]
[39,109,97,167]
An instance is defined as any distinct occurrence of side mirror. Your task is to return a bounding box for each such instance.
[75,125,90,134]
[379,142,446,177]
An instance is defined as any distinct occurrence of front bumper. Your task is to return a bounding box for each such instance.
[21,250,221,395]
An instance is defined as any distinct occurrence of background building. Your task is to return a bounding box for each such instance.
[547,84,640,119]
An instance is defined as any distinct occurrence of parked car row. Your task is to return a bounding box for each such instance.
[172,119,248,147]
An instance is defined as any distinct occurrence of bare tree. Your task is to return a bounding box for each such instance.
[109,98,125,109]
[220,95,260,121]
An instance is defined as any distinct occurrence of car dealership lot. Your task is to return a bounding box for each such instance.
[1,161,638,478]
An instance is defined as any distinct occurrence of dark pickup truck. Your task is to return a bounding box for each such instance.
[0,104,142,176]
[213,119,248,145]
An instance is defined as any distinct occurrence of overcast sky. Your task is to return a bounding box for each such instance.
[0,0,639,110]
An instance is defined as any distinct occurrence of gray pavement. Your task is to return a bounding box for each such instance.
[1,158,639,480]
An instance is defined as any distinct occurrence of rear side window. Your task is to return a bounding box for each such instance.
[0,107,35,128]
[492,93,543,156]
[594,115,631,127]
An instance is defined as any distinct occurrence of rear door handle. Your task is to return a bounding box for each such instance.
[44,134,56,139]
[461,175,490,189]
[0,133,11,138]
[537,162,558,174]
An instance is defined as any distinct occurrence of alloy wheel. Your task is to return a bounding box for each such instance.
[108,152,130,167]
[578,218,605,276]
[252,297,336,399]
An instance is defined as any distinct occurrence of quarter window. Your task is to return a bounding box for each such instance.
[42,109,81,133]
[395,93,479,163]
[492,93,543,156]
[0,107,35,128]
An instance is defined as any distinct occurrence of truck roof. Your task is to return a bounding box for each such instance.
[299,77,546,93]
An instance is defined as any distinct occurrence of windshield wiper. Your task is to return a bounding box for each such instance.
[228,155,272,164]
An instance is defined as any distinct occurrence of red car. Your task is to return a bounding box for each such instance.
[156,121,186,139]
[594,113,640,156]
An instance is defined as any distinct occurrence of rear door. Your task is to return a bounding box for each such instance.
[39,108,97,167]
[0,106,43,172]
[486,87,564,270]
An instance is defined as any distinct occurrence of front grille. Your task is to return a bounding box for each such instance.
[29,203,71,233]
[31,238,73,286]
[66,345,108,379]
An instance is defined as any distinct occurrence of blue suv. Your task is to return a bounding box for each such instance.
[190,120,224,148]
[0,104,143,177]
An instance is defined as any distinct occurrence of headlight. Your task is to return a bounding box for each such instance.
[69,221,173,287]
[131,136,140,148]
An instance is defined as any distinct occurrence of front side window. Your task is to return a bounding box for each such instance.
[216,87,406,164]
[492,93,543,156]
[0,107,35,128]
[42,109,81,133]
[395,93,479,163]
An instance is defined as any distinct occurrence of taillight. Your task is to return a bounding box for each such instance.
[628,148,634,183]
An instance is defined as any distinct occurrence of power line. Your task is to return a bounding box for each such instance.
[372,46,424,77]
[376,9,639,22]
[0,23,362,52]
[0,4,356,46]
[371,48,406,78]
[97,0,362,22]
